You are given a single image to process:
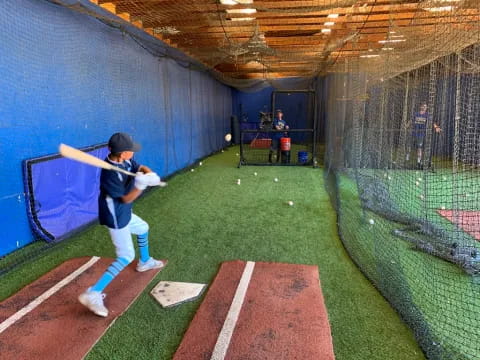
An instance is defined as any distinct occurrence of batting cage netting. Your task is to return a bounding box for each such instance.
[238,89,321,167]
[323,42,480,360]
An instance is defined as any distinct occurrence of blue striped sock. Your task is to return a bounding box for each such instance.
[91,257,130,292]
[137,232,150,263]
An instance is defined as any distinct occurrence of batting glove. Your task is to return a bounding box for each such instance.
[144,172,168,187]
[134,172,150,191]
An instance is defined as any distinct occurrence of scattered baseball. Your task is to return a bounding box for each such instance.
[369,219,375,225]
[221,150,224,153]
[236,153,239,156]
[441,206,446,210]
[388,176,392,181]
[254,172,257,176]
[384,173,388,178]
[288,201,294,206]
[415,181,420,186]
[442,176,447,180]
[225,133,232,142]
[199,161,203,166]
[274,178,278,182]
[417,178,422,182]
[236,179,241,185]
[420,194,424,200]
[191,169,194,172]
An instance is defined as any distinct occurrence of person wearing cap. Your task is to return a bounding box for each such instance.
[78,132,166,317]
[406,103,441,169]
[269,109,289,163]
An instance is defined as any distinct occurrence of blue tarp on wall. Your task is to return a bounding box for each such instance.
[0,0,232,256]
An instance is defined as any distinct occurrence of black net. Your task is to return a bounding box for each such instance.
[324,46,480,360]
[239,129,316,166]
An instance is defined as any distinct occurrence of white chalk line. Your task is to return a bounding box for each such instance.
[210,261,255,360]
[0,256,100,334]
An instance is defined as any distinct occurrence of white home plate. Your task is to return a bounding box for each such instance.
[151,281,206,308]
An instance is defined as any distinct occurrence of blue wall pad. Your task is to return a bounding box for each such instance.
[23,144,108,243]
[0,0,232,257]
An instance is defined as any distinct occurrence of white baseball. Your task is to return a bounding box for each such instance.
[288,201,294,206]
[369,219,375,225]
[254,172,257,176]
[199,161,203,166]
[225,133,232,142]
[274,178,278,182]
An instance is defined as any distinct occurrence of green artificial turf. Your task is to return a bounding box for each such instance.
[0,146,424,360]
[336,171,480,360]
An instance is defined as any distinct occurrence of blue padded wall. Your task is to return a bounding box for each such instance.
[0,0,232,256]
[232,87,311,128]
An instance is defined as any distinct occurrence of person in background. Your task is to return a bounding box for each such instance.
[406,103,441,169]
[269,109,289,163]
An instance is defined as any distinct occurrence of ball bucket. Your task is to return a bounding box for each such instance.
[298,151,308,164]
[280,137,291,151]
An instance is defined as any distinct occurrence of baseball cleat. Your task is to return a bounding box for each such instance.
[78,289,108,317]
[136,258,165,272]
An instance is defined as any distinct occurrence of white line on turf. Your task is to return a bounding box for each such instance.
[0,256,100,334]
[210,261,255,360]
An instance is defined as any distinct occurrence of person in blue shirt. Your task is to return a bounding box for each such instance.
[79,132,166,317]
[269,109,289,163]
[407,103,441,169]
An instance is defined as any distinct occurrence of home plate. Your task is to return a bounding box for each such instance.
[151,281,206,308]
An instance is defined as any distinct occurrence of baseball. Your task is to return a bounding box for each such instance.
[369,219,375,225]
[288,201,294,206]
[225,133,232,142]
[415,181,419,186]
[254,172,257,176]
[191,169,194,172]
[274,178,278,182]
[199,161,203,166]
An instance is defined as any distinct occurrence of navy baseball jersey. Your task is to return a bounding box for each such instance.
[273,118,288,139]
[412,111,429,138]
[98,158,141,229]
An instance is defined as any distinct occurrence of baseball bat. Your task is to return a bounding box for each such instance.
[59,143,136,177]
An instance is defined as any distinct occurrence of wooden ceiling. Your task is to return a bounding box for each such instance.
[89,0,479,79]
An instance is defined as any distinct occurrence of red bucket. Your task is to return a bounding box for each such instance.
[280,137,291,151]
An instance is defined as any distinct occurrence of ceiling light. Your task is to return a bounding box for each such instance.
[226,8,257,14]
[327,14,339,18]
[324,22,335,26]
[424,6,454,11]
[382,47,394,51]
[378,39,406,44]
[321,29,331,34]
[220,0,253,4]
[360,54,380,58]
[229,17,255,21]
